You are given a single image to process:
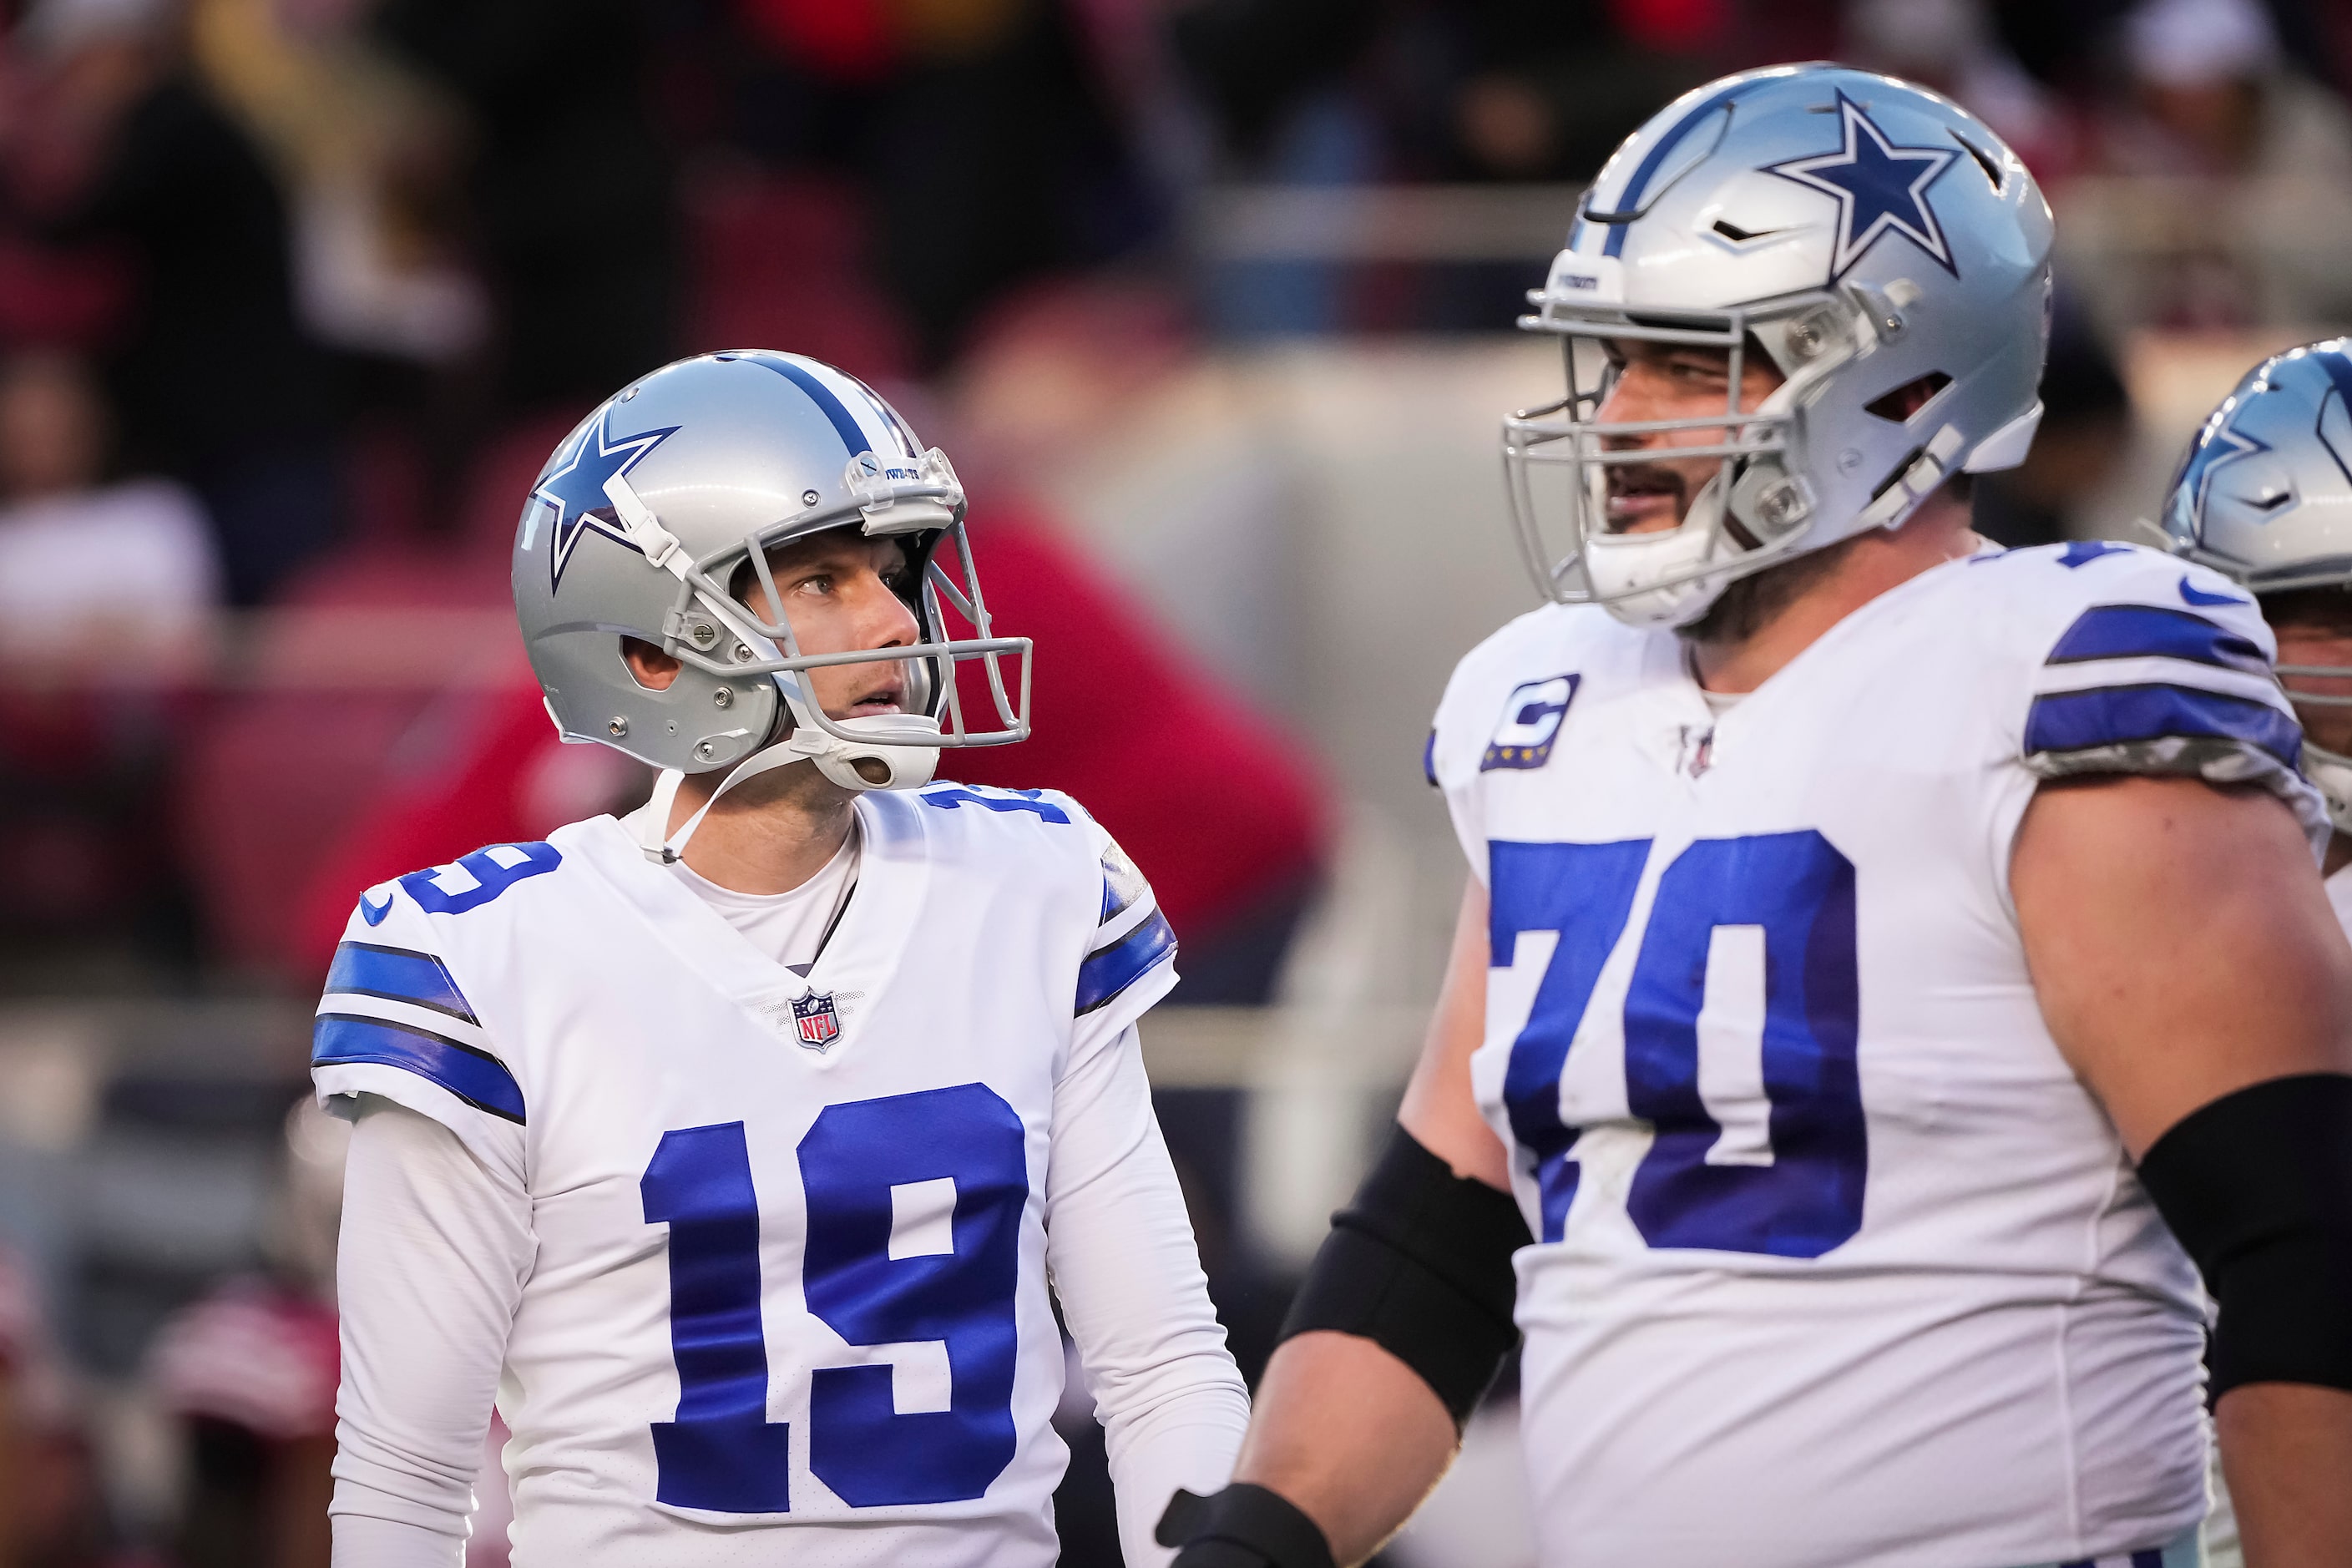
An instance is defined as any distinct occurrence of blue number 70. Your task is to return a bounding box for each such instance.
[1490,830,1867,1258]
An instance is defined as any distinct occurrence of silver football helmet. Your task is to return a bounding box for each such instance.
[2159,337,2352,831]
[1505,63,2054,628]
[512,351,1029,857]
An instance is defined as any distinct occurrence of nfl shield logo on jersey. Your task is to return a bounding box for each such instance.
[791,990,842,1051]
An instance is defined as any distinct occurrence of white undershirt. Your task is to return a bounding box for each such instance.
[663,821,861,974]
[1686,646,1745,719]
[2327,860,2352,938]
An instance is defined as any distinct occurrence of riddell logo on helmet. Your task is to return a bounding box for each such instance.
[1544,253,1625,305]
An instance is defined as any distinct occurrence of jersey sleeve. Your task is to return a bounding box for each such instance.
[1069,812,1181,1039]
[311,881,527,1179]
[1427,619,1542,885]
[1042,1022,1248,1567]
[331,1099,532,1560]
[2016,553,2328,849]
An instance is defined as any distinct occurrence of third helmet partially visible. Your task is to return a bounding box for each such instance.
[2161,337,2352,829]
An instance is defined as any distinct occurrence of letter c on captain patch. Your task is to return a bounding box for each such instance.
[1482,675,1579,771]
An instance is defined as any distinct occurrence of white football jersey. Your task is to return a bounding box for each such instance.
[311,781,1180,1566]
[1428,542,2324,1568]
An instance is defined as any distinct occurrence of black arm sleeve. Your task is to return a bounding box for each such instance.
[1277,1124,1531,1424]
[2135,1072,2352,1400]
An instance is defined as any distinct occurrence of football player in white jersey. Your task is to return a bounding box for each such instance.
[1158,66,2352,1568]
[312,351,1248,1567]
[2160,336,2352,1568]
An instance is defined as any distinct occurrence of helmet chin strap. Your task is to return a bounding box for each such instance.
[636,677,940,864]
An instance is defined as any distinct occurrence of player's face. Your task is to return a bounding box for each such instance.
[2265,597,2352,758]
[739,530,921,720]
[1593,339,1786,535]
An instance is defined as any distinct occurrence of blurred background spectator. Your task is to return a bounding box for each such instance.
[4,0,340,606]
[0,349,219,664]
[1,0,2349,1561]
[0,347,211,990]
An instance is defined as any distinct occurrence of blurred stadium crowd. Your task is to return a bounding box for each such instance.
[0,0,2349,1562]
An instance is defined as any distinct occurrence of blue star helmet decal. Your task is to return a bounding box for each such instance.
[529,408,680,593]
[1765,91,1960,282]
[2172,393,2274,523]
[2310,344,2352,488]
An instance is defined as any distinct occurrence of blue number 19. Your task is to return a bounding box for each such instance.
[640,1083,1028,1515]
[1491,830,1866,1257]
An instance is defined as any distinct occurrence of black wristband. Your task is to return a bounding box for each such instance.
[1157,1484,1337,1568]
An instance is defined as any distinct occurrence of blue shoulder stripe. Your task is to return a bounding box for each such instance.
[2026,683,2302,767]
[1076,910,1177,1018]
[2046,604,2266,672]
[325,942,477,1023]
[312,1014,525,1124]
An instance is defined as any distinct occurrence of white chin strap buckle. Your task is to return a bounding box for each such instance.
[801,721,942,794]
[774,680,943,795]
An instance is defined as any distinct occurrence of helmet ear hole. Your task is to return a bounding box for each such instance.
[1865,372,1954,423]
[620,635,681,691]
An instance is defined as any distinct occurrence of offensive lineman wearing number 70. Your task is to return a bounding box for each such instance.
[309,352,1248,1566]
[1161,65,2352,1568]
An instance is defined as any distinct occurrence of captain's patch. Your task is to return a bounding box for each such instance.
[1482,675,1579,771]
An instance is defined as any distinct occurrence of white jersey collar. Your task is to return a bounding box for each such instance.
[562,797,933,1055]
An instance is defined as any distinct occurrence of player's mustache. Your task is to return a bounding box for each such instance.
[1603,463,1688,527]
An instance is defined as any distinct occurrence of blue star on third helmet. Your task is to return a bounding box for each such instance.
[530,409,680,593]
[2305,343,2352,487]
[2172,395,2274,522]
[1765,90,1960,282]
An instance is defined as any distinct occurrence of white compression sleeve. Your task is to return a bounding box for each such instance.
[331,1098,534,1568]
[1044,1022,1251,1568]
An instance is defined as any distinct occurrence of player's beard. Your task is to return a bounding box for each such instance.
[1678,531,1868,646]
[1607,455,1835,645]
[1678,473,1979,644]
